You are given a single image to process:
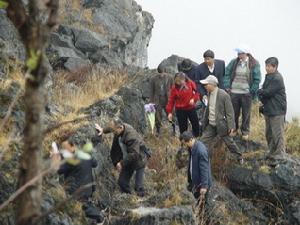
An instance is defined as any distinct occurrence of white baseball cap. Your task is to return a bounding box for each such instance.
[234,44,251,54]
[200,75,218,85]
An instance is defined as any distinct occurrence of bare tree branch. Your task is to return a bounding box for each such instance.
[0,88,22,133]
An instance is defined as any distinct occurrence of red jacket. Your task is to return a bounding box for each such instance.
[166,80,200,113]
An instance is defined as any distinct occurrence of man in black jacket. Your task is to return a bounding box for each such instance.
[195,50,225,96]
[95,118,147,197]
[258,57,287,160]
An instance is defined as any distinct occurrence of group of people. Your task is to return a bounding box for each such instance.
[50,45,287,223]
[149,46,287,200]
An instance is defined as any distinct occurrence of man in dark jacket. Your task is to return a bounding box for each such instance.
[194,49,225,96]
[180,131,212,200]
[57,140,98,200]
[200,75,243,162]
[224,45,261,140]
[178,58,198,82]
[258,57,287,160]
[52,139,103,223]
[149,65,174,135]
[95,118,146,196]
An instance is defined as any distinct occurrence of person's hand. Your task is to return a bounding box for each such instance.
[189,98,195,105]
[202,95,208,106]
[200,188,207,196]
[228,129,235,136]
[95,123,103,136]
[168,113,173,122]
[116,162,122,172]
[50,153,61,171]
[225,88,231,94]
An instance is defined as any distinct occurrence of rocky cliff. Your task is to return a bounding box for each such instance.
[0,1,300,225]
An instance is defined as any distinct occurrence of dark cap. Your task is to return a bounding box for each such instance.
[265,57,279,67]
[180,59,193,71]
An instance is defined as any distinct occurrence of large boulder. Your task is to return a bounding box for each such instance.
[48,0,154,70]
[158,55,198,74]
[228,154,300,224]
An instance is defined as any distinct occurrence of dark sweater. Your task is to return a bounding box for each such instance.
[58,157,98,199]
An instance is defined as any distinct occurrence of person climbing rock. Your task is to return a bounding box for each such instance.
[258,57,287,161]
[149,64,174,136]
[51,139,103,224]
[166,72,201,137]
[95,118,147,197]
[200,75,243,163]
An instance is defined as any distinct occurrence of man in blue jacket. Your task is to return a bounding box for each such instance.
[180,131,212,199]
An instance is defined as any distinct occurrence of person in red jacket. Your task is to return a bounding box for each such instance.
[166,72,201,137]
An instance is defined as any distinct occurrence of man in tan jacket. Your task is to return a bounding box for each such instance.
[200,75,242,162]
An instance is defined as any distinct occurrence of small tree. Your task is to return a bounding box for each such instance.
[2,0,58,224]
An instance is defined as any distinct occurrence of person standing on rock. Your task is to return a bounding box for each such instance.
[149,64,174,136]
[166,72,201,137]
[95,118,147,197]
[180,131,212,200]
[224,44,261,140]
[195,49,225,96]
[200,75,243,162]
[258,57,287,161]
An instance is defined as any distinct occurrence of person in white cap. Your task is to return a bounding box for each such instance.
[200,75,243,162]
[223,44,261,140]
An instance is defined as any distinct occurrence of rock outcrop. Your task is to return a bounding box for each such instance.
[47,0,154,71]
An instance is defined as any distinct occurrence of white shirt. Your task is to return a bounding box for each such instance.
[208,87,218,126]
[208,63,215,73]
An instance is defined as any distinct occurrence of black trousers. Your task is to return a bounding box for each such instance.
[118,166,145,194]
[176,108,200,137]
[230,93,252,135]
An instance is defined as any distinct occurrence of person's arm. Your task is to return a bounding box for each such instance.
[218,60,225,89]
[260,75,284,98]
[250,62,262,95]
[224,93,235,131]
[198,146,210,189]
[91,157,98,168]
[57,163,71,176]
[224,59,235,90]
[166,87,176,114]
[191,81,200,102]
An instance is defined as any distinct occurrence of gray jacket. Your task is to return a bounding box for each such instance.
[202,88,235,135]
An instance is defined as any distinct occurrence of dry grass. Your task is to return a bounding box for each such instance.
[52,67,128,111]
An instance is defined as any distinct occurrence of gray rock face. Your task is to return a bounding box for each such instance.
[228,155,300,224]
[47,0,154,70]
[0,11,25,78]
[111,206,195,225]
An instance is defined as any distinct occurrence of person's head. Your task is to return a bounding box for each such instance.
[61,139,76,153]
[179,131,195,148]
[174,72,186,86]
[110,117,125,135]
[235,44,250,61]
[203,50,215,67]
[265,57,279,74]
[200,75,218,93]
[157,64,166,74]
[180,59,193,72]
